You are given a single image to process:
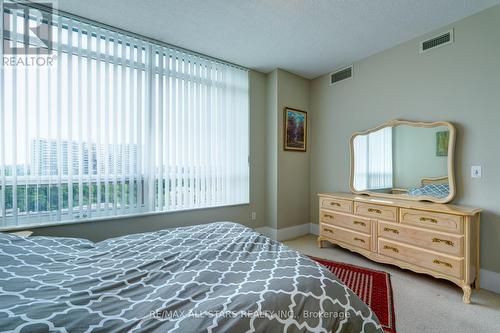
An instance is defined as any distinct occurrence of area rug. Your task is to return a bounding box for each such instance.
[311,256,396,333]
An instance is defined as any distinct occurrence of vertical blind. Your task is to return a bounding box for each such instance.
[0,2,249,228]
[353,127,393,191]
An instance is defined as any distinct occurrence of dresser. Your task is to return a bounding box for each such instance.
[317,192,481,303]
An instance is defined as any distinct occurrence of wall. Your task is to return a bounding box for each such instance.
[393,125,448,189]
[28,70,269,242]
[310,6,500,274]
[262,69,311,235]
[265,70,278,229]
[276,70,310,229]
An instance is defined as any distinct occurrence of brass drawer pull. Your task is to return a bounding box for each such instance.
[368,208,382,214]
[383,227,400,235]
[420,217,438,224]
[383,245,399,253]
[353,237,365,243]
[432,238,454,246]
[353,221,366,227]
[323,228,334,234]
[433,259,453,268]
[323,214,334,219]
[329,202,341,207]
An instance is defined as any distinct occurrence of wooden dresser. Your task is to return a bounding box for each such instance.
[317,192,481,303]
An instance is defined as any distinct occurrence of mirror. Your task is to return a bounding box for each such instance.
[349,120,456,203]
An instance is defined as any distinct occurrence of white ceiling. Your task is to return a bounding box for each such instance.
[57,0,500,79]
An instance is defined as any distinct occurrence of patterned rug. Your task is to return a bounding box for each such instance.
[311,257,396,333]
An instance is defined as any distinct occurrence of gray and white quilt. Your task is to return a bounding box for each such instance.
[0,222,382,333]
[407,184,450,198]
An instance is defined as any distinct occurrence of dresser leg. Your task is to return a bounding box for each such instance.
[462,285,472,304]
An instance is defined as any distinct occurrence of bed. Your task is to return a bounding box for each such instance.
[407,176,450,199]
[0,222,382,333]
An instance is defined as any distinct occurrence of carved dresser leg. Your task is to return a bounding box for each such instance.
[462,285,472,304]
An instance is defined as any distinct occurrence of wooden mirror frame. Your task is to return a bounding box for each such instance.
[349,119,456,204]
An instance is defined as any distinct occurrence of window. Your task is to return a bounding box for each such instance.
[353,127,393,191]
[0,2,249,228]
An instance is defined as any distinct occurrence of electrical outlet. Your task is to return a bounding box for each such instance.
[471,166,482,178]
[250,212,257,221]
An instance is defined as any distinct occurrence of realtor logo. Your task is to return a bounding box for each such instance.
[3,1,54,55]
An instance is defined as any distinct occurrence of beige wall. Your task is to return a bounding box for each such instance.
[264,69,311,230]
[276,70,310,229]
[28,70,269,242]
[265,70,278,229]
[310,6,500,273]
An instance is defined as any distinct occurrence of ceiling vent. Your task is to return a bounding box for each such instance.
[420,29,454,53]
[330,66,352,85]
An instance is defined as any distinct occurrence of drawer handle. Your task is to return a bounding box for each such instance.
[323,214,334,219]
[329,202,341,207]
[433,259,453,268]
[432,238,454,247]
[368,208,382,214]
[323,228,334,234]
[383,227,400,235]
[353,221,366,227]
[420,217,438,224]
[353,237,366,244]
[383,245,399,253]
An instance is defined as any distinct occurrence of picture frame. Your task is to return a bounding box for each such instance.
[436,130,449,156]
[284,107,307,152]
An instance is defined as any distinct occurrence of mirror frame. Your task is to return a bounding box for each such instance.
[349,119,456,204]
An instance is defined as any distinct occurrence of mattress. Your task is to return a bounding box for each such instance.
[0,222,382,332]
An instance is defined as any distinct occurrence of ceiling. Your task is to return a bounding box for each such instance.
[57,0,500,79]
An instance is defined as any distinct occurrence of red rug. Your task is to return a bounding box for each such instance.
[311,257,396,333]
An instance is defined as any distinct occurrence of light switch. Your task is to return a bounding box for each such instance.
[471,166,482,178]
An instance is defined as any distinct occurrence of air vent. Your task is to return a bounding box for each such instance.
[330,66,352,85]
[420,29,454,53]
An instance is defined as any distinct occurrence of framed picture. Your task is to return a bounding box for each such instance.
[436,130,449,156]
[284,107,307,152]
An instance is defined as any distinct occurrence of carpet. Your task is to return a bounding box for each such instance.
[311,256,396,333]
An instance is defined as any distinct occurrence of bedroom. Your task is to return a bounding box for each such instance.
[0,0,499,332]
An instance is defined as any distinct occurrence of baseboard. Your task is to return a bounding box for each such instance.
[254,226,277,240]
[310,223,319,236]
[255,223,319,241]
[481,269,500,294]
[276,223,312,241]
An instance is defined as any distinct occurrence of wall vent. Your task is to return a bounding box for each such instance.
[330,66,352,85]
[420,29,454,53]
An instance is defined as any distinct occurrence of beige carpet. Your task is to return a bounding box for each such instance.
[283,234,500,333]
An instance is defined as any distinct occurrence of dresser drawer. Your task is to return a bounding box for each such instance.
[378,239,463,279]
[320,211,371,234]
[378,221,464,256]
[320,197,353,213]
[321,224,371,251]
[400,208,463,234]
[354,202,398,222]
